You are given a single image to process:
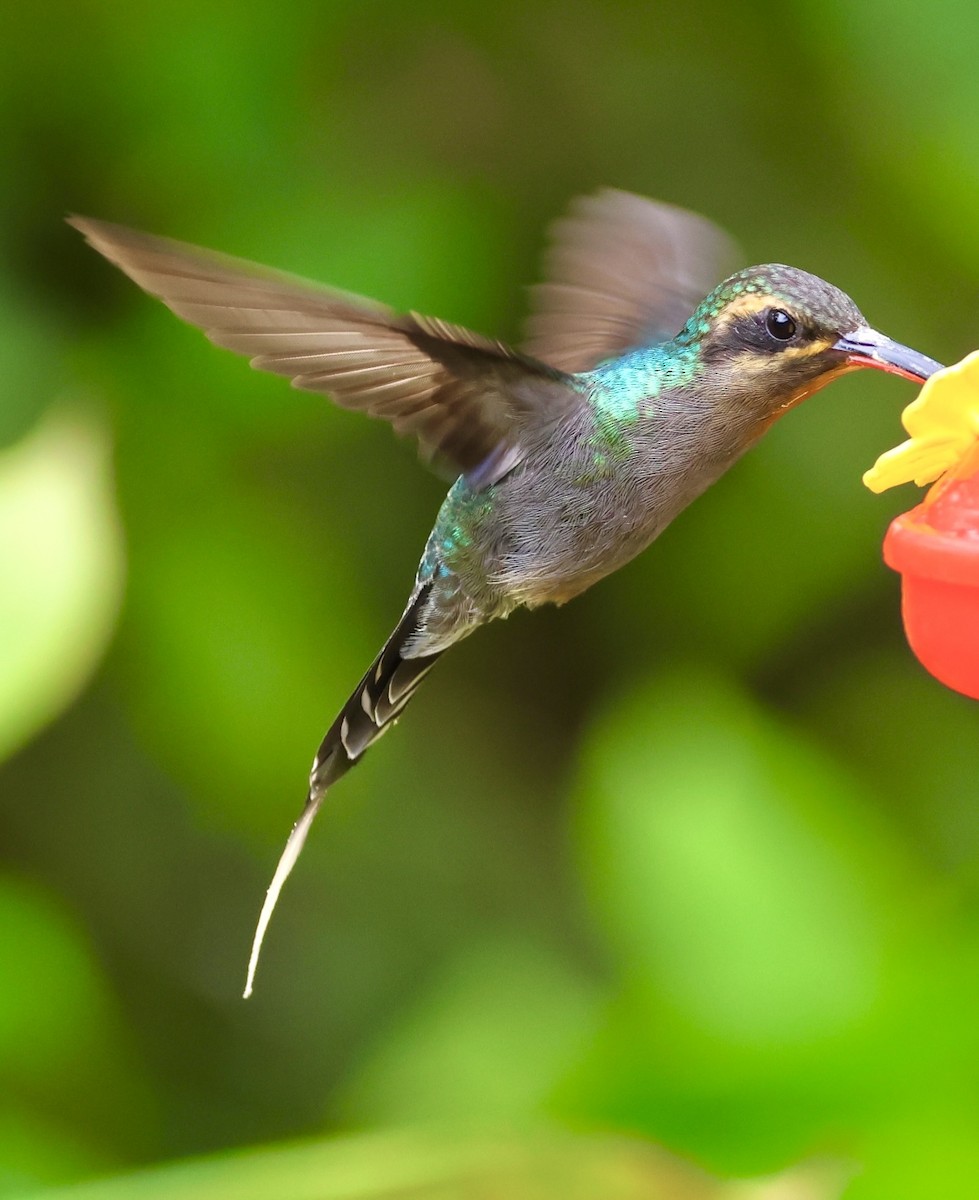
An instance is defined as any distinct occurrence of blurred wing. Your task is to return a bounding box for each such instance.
[69,217,577,486]
[522,189,739,372]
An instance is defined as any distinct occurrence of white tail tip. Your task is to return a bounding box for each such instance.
[243,796,322,999]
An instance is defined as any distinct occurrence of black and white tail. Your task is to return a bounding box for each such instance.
[244,584,442,996]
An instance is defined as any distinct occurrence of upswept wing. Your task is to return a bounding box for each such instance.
[523,189,738,372]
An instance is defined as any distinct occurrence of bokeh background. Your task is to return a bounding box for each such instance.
[3,2,979,1197]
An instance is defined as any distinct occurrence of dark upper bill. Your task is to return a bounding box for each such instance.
[834,327,944,383]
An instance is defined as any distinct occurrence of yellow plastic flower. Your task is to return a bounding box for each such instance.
[863,350,979,493]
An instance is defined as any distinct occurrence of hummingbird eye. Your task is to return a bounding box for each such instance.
[765,308,797,342]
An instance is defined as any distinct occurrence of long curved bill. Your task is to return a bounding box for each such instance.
[834,327,944,383]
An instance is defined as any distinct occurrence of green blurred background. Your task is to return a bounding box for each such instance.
[3,2,979,1197]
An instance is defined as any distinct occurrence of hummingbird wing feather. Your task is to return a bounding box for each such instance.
[523,189,739,372]
[68,217,578,486]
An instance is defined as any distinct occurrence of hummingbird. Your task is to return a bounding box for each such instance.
[69,190,942,995]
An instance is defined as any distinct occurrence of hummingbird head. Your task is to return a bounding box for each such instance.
[678,265,942,422]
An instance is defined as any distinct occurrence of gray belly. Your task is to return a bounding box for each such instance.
[487,457,716,607]
[440,398,756,615]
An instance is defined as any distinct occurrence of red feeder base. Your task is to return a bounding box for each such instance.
[883,447,979,700]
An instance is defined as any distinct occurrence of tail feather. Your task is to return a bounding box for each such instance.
[313,593,440,792]
[243,584,442,997]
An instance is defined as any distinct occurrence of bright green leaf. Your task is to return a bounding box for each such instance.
[0,410,123,763]
[574,669,909,1047]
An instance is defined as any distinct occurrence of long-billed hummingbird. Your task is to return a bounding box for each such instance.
[69,190,942,994]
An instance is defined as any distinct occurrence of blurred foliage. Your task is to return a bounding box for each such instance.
[2,1,979,1197]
